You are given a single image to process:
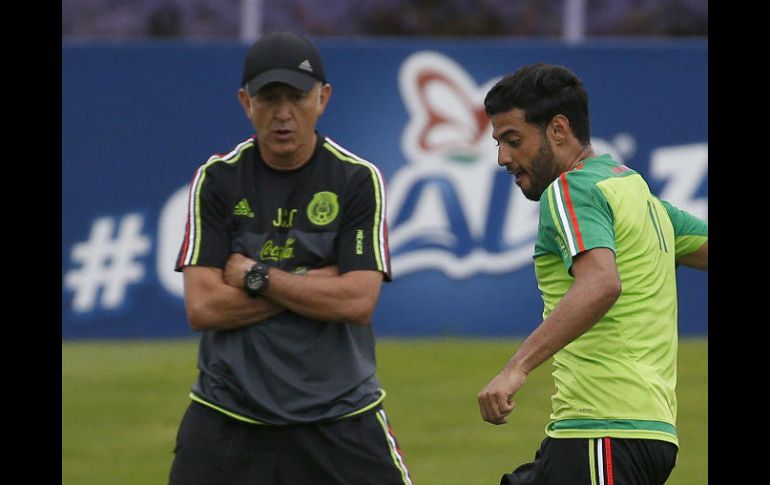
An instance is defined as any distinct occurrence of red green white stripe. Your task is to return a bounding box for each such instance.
[376,409,412,484]
[589,437,614,485]
[553,173,586,255]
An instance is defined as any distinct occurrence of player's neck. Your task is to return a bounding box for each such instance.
[562,144,595,172]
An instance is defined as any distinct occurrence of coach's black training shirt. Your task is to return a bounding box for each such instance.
[175,133,391,425]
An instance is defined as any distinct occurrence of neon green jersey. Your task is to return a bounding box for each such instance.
[534,154,707,447]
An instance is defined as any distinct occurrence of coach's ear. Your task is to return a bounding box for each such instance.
[317,83,332,116]
[238,88,253,118]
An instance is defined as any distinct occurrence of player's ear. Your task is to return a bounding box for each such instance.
[238,88,253,117]
[317,83,332,116]
[548,115,570,144]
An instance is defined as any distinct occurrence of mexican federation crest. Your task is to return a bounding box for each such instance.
[307,191,339,226]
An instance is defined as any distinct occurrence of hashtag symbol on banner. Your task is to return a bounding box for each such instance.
[64,214,152,313]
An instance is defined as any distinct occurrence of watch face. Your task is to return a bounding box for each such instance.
[245,263,269,297]
[246,271,265,291]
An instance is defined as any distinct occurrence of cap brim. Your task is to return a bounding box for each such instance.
[245,68,318,96]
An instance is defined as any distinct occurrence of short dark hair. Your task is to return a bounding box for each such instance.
[484,63,591,145]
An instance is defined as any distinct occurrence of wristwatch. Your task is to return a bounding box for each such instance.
[244,262,270,298]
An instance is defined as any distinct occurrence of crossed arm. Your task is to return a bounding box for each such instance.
[182,254,383,331]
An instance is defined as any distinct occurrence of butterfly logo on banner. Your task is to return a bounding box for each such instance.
[387,51,540,279]
[401,56,491,165]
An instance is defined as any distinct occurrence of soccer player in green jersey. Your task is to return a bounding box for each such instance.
[476,63,708,485]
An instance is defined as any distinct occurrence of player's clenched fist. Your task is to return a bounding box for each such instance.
[477,367,527,425]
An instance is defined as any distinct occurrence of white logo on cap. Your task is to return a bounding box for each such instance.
[298,60,313,72]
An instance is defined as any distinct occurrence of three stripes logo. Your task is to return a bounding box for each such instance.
[298,59,313,73]
[233,198,255,218]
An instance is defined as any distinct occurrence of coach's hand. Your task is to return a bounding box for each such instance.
[477,368,527,425]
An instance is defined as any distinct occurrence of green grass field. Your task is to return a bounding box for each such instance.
[62,337,707,484]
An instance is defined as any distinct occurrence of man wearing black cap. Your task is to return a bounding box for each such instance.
[168,31,412,485]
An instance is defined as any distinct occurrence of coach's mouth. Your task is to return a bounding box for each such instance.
[273,128,293,140]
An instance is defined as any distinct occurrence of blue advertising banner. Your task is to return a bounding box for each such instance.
[62,39,707,339]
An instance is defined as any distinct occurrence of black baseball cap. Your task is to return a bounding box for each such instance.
[242,31,327,96]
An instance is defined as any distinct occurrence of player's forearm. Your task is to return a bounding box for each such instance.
[504,270,620,376]
[263,269,381,326]
[676,240,708,270]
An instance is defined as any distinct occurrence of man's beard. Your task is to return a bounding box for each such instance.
[522,139,558,202]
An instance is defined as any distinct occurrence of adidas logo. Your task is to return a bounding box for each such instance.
[233,198,255,218]
[298,59,313,73]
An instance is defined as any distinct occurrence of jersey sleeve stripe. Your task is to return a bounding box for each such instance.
[552,177,578,254]
[323,138,391,275]
[176,170,197,268]
[190,169,207,265]
[178,165,204,266]
[180,138,254,267]
[546,185,569,246]
[559,173,586,252]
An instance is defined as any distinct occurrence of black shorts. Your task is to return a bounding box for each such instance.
[168,400,412,485]
[501,437,678,485]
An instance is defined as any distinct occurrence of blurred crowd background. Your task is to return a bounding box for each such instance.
[62,0,708,39]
